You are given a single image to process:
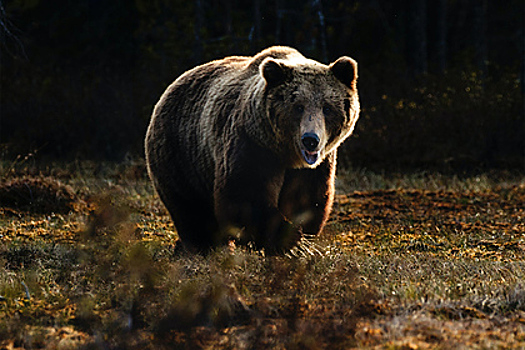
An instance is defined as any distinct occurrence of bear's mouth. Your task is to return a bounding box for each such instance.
[301,149,320,165]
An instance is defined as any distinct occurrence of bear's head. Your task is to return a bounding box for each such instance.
[260,54,360,168]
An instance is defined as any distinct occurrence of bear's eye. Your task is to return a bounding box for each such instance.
[322,105,331,115]
[294,104,305,114]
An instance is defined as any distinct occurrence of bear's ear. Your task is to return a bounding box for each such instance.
[260,58,292,89]
[329,56,358,90]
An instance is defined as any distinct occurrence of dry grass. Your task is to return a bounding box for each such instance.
[0,162,524,349]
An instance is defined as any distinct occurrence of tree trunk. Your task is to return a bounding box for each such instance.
[522,0,525,125]
[436,0,447,72]
[312,0,328,62]
[193,0,204,63]
[473,0,488,76]
[254,0,261,42]
[407,0,427,76]
[224,0,233,36]
[275,0,283,43]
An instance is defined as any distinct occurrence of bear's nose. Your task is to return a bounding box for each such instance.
[301,133,320,152]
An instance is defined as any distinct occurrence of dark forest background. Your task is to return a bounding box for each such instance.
[0,0,524,170]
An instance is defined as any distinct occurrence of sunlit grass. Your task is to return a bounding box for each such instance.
[336,167,524,192]
[0,163,524,348]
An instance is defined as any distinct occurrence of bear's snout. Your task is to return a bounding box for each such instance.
[300,132,321,165]
[301,133,320,152]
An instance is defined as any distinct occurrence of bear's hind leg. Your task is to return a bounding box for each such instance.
[164,199,221,253]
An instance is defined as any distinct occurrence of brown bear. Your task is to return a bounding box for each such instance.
[145,46,360,253]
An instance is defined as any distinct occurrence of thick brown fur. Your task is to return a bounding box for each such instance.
[145,46,360,253]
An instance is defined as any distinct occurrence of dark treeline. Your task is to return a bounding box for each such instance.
[0,0,523,170]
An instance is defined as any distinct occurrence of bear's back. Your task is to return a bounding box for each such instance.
[163,46,302,108]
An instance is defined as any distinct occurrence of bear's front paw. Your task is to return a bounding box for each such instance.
[262,222,302,255]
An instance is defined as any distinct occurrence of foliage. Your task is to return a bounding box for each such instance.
[0,163,524,348]
[343,68,524,169]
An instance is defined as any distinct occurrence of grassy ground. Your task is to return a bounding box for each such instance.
[0,162,524,349]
